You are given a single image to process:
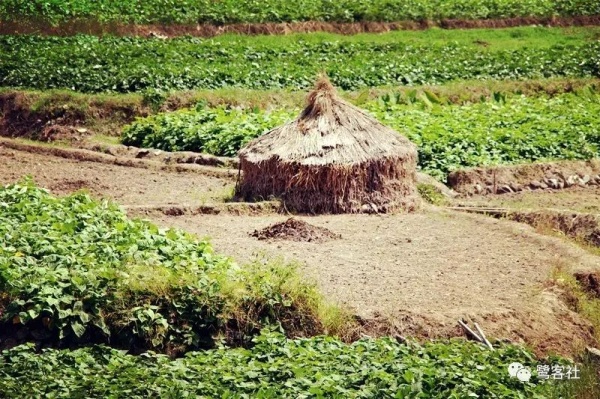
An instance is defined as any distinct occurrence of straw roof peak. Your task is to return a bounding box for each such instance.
[302,75,337,121]
[311,74,336,94]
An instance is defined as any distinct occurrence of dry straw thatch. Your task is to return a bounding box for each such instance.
[237,77,419,213]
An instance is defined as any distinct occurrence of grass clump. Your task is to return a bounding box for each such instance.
[545,267,600,398]
[417,183,448,206]
[0,180,339,353]
[223,256,356,343]
[551,268,600,343]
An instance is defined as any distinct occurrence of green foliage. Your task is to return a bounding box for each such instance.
[1,0,599,25]
[122,105,293,156]
[0,180,228,350]
[417,184,447,206]
[121,92,600,180]
[0,181,326,351]
[367,91,600,180]
[141,88,168,112]
[0,330,570,398]
[1,28,598,93]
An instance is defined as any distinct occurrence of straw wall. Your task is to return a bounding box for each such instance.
[237,155,419,213]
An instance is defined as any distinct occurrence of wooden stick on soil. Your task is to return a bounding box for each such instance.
[458,320,484,344]
[474,323,494,351]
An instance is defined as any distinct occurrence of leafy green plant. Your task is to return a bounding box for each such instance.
[122,105,294,156]
[367,91,600,180]
[0,329,574,398]
[417,183,448,206]
[0,181,331,352]
[141,88,167,112]
[1,0,599,25]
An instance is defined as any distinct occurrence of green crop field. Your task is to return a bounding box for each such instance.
[2,1,600,397]
[1,27,599,93]
[122,105,294,158]
[122,90,600,180]
[1,0,599,25]
[0,328,571,398]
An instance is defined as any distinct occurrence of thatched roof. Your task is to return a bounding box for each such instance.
[239,77,417,166]
[237,77,419,214]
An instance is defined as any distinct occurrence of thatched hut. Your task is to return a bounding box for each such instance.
[237,77,419,213]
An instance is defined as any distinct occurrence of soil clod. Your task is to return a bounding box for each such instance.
[250,218,341,242]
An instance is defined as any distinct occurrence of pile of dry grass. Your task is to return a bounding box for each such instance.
[237,77,419,213]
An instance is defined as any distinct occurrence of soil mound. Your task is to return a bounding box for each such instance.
[250,218,340,242]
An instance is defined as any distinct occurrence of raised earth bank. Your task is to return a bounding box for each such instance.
[1,15,599,37]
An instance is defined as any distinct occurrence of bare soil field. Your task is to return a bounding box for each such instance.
[461,187,600,215]
[2,145,600,355]
[455,188,600,250]
[152,211,598,355]
[0,147,232,206]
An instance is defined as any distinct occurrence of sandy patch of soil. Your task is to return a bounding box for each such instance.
[461,186,600,215]
[456,187,600,249]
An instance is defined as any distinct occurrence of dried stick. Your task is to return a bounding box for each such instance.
[474,323,494,351]
[458,320,483,343]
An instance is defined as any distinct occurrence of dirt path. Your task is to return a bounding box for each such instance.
[2,145,600,355]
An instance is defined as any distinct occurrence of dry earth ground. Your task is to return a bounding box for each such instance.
[154,211,599,355]
[460,187,600,215]
[2,146,600,355]
[0,147,232,205]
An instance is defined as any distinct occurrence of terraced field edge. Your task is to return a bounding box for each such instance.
[1,15,599,37]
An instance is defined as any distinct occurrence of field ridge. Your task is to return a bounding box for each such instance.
[1,15,599,37]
